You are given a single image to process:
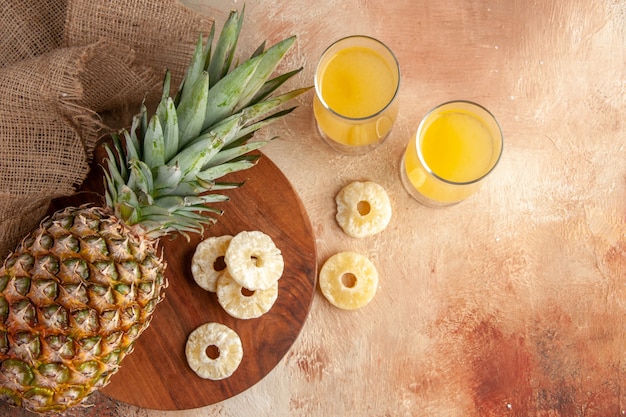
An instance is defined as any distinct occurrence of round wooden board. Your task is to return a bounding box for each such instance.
[83,152,318,410]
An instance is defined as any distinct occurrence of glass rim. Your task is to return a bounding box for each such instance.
[314,35,401,122]
[415,100,504,186]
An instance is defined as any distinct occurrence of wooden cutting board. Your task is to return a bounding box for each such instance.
[52,149,318,410]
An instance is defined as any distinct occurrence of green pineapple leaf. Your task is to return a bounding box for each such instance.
[235,36,296,111]
[196,155,260,182]
[102,7,310,236]
[208,8,244,86]
[203,54,263,130]
[177,71,209,147]
[143,115,165,169]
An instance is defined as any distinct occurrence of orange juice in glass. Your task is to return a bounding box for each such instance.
[400,101,503,206]
[314,36,400,155]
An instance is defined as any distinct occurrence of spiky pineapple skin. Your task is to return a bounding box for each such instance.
[0,206,167,413]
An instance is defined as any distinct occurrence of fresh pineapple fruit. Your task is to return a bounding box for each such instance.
[0,206,165,412]
[185,322,243,380]
[319,252,379,310]
[335,181,392,238]
[0,8,308,413]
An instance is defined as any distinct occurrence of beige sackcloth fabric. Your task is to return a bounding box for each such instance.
[0,0,213,259]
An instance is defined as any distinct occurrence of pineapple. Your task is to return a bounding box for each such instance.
[191,234,233,292]
[335,181,392,238]
[185,322,243,381]
[224,230,284,291]
[0,8,308,413]
[319,252,379,310]
[216,272,279,320]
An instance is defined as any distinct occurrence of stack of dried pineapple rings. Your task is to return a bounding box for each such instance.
[186,230,284,379]
[191,230,284,319]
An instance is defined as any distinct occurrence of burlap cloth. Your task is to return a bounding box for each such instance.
[0,0,213,259]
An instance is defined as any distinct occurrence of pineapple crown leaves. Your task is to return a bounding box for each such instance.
[102,7,311,240]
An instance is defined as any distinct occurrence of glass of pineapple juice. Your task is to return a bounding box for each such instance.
[400,100,503,207]
[313,36,400,155]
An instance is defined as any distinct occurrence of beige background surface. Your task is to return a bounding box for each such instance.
[2,0,625,416]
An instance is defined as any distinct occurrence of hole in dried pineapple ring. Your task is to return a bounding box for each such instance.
[341,273,357,288]
[206,344,220,360]
[251,255,262,267]
[213,256,226,272]
[240,287,255,297]
[357,200,371,216]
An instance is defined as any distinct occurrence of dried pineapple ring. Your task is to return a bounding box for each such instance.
[335,181,392,238]
[225,230,284,291]
[191,235,233,292]
[217,272,278,319]
[185,322,243,380]
[319,251,378,310]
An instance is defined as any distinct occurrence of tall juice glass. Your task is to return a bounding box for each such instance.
[400,101,503,207]
[314,36,400,155]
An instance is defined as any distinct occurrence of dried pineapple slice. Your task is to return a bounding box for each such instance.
[335,181,392,238]
[217,272,278,319]
[185,322,243,380]
[319,251,378,310]
[225,230,284,291]
[191,235,233,292]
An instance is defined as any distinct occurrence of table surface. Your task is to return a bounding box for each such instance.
[2,0,625,416]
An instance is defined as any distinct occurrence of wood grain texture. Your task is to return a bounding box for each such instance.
[0,147,316,414]
[96,152,317,410]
